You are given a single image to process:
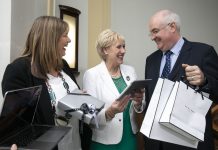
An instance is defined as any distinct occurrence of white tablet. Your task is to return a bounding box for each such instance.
[117,79,152,100]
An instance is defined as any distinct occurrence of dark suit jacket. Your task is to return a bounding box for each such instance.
[144,38,218,150]
[1,56,78,125]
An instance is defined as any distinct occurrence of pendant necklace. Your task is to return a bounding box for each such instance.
[46,72,70,112]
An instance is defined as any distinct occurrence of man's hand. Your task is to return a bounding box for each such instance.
[182,64,205,86]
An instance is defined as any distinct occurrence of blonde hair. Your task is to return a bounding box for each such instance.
[22,16,69,79]
[96,29,125,60]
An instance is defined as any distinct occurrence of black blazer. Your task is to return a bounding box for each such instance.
[144,38,218,150]
[1,56,78,125]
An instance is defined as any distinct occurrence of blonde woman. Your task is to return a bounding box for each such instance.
[83,29,145,150]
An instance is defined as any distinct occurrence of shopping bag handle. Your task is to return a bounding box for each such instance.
[180,76,204,100]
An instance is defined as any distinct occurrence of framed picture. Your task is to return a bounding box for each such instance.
[59,5,81,72]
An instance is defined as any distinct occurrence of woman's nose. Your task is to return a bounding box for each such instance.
[121,46,126,53]
[68,37,71,43]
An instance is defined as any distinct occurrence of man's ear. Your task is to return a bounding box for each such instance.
[169,22,177,32]
[103,48,108,54]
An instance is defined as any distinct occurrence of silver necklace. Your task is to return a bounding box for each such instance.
[46,72,72,126]
[110,67,121,78]
[46,72,70,110]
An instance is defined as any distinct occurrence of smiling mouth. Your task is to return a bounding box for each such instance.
[118,55,124,60]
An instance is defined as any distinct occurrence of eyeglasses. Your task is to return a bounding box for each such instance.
[149,23,171,37]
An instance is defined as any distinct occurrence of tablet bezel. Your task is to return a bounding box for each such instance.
[117,79,152,100]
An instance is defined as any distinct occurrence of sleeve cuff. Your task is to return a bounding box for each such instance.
[133,102,144,113]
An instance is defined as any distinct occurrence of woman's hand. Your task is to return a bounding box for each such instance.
[105,95,131,121]
[11,144,17,150]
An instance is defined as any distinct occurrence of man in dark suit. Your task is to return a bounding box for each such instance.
[144,9,218,150]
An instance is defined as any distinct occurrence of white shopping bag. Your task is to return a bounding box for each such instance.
[159,81,212,142]
[140,78,199,148]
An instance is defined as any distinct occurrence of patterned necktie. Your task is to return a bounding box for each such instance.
[161,50,173,78]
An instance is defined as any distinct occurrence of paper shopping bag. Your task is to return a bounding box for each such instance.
[140,78,199,148]
[159,81,212,142]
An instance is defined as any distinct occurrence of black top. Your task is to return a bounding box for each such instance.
[1,56,78,125]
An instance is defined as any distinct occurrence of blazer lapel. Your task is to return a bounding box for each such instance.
[98,62,120,97]
[120,65,133,86]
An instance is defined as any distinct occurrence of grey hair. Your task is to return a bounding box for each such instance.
[161,10,181,32]
[96,29,125,60]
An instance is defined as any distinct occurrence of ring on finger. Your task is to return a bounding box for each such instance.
[191,76,194,81]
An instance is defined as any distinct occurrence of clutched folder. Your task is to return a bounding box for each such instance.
[57,89,105,124]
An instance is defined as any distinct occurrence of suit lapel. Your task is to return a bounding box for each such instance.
[152,51,162,79]
[169,39,192,81]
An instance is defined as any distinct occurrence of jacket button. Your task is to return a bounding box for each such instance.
[119,119,121,122]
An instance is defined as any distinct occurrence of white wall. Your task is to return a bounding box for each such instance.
[0,1,11,102]
[0,0,47,101]
[11,0,47,61]
[111,0,218,79]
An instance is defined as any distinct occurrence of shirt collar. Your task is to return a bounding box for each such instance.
[169,37,184,56]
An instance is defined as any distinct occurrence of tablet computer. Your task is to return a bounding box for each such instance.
[117,79,152,100]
